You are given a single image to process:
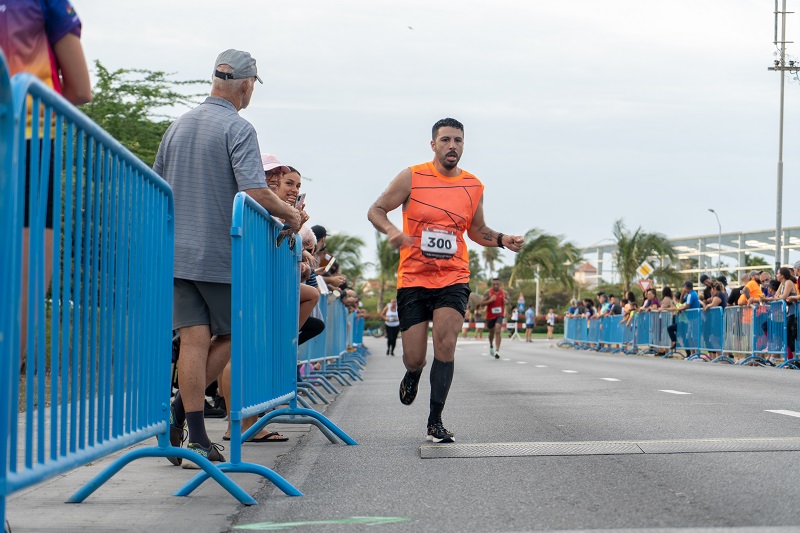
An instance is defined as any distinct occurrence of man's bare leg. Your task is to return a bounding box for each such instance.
[426,306,462,441]
[494,323,503,354]
[398,321,428,405]
[175,326,230,447]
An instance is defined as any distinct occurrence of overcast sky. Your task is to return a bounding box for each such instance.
[72,0,800,273]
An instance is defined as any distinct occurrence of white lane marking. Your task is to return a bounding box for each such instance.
[502,358,511,361]
[535,365,547,368]
[562,370,578,374]
[659,390,692,395]
[516,361,527,364]
[765,410,800,418]
[601,378,621,382]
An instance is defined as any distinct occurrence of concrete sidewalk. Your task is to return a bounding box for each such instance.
[5,379,351,533]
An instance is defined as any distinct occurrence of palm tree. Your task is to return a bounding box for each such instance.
[468,249,483,288]
[375,232,400,311]
[482,246,501,279]
[324,233,367,285]
[509,229,581,288]
[612,219,676,291]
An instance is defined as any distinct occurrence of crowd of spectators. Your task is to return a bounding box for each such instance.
[564,261,800,363]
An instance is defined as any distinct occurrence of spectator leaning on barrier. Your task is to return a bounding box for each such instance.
[154,49,302,468]
[660,286,676,309]
[743,270,765,304]
[2,0,92,373]
[667,281,701,353]
[716,275,730,300]
[642,288,660,310]
[699,274,712,304]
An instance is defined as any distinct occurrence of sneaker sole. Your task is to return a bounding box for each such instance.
[181,454,226,469]
[167,426,184,466]
[426,434,455,443]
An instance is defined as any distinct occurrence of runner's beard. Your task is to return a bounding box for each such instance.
[441,152,460,170]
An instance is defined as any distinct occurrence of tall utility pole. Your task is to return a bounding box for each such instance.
[769,0,793,272]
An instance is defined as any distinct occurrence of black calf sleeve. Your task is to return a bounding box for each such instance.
[428,358,454,425]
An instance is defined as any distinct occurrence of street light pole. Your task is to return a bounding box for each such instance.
[708,209,721,278]
[768,0,790,272]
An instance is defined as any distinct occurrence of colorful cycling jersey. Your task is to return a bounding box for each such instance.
[0,0,81,136]
[397,161,484,289]
[485,289,505,320]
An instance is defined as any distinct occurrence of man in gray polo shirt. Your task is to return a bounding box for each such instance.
[154,49,301,467]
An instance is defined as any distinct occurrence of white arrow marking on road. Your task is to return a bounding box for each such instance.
[562,370,578,373]
[601,378,621,382]
[659,390,691,395]
[765,410,800,418]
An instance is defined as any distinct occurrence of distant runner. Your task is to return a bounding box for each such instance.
[480,278,508,359]
[367,117,524,443]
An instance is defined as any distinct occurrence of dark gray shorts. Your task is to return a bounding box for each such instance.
[173,278,231,336]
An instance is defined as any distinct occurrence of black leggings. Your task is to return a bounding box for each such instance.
[386,325,400,353]
[299,317,325,345]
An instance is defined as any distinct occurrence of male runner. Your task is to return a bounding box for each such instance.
[367,117,524,443]
[480,278,508,358]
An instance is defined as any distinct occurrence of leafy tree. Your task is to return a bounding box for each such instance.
[81,61,207,167]
[325,233,367,284]
[374,232,400,311]
[509,228,581,289]
[612,219,676,292]
[468,249,483,287]
[482,246,502,279]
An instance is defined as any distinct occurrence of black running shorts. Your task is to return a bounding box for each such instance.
[396,283,471,332]
[486,317,501,330]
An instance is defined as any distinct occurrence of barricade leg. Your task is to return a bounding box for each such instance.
[70,437,256,505]
[298,381,329,404]
[256,403,357,446]
[306,375,339,394]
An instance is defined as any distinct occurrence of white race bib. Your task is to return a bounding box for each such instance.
[491,306,502,315]
[420,228,457,259]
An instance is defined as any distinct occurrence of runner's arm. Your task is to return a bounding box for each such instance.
[467,196,524,252]
[368,169,414,249]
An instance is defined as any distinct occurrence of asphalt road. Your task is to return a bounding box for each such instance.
[233,336,800,533]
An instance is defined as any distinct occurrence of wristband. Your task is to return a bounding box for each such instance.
[497,233,505,249]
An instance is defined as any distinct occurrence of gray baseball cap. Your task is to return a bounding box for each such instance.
[214,49,263,84]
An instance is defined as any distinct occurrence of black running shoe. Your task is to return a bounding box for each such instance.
[426,422,455,443]
[399,369,423,405]
[182,442,226,470]
[167,404,187,466]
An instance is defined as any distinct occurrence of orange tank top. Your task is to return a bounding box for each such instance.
[397,162,484,289]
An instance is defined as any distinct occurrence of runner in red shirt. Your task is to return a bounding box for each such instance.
[480,278,509,359]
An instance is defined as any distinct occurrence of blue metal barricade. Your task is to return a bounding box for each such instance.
[649,310,677,357]
[587,318,601,350]
[0,50,17,529]
[700,307,729,363]
[778,304,799,369]
[621,316,636,354]
[676,309,701,360]
[1,66,254,521]
[635,312,651,354]
[177,192,357,499]
[724,306,753,361]
[740,302,786,366]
